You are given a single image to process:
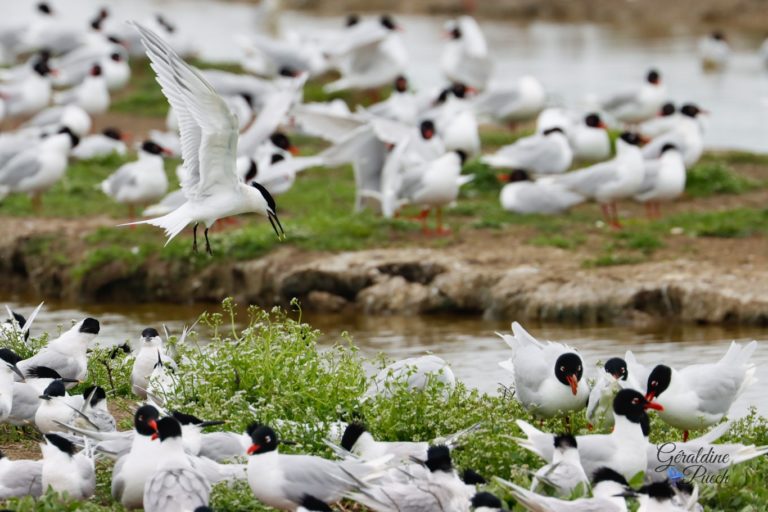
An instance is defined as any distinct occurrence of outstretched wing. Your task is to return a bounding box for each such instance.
[132,23,239,201]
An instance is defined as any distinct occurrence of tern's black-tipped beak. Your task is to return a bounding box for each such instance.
[268,211,286,241]
[39,394,52,400]
[8,364,25,380]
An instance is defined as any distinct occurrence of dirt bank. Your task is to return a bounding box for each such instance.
[279,0,768,33]
[3,216,768,327]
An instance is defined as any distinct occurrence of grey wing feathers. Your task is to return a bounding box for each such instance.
[0,461,43,499]
[555,161,615,197]
[283,456,355,503]
[143,468,210,512]
[103,164,136,196]
[602,91,638,112]
[0,153,41,188]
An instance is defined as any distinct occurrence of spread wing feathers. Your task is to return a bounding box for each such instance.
[143,468,211,512]
[132,23,238,201]
[238,76,305,156]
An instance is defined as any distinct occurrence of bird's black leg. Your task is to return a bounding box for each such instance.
[204,227,212,255]
[192,223,199,253]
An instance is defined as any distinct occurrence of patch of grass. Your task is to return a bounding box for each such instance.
[462,158,502,193]
[613,230,664,254]
[686,162,757,197]
[478,127,530,150]
[530,234,584,250]
[665,209,768,238]
[711,150,768,166]
[582,253,647,268]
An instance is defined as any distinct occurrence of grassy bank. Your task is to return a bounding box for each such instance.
[1,300,767,510]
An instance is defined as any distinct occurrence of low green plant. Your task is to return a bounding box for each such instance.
[686,162,756,197]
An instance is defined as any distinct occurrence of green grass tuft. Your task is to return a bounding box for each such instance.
[686,162,757,197]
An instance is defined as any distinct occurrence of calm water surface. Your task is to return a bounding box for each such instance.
[4,0,768,152]
[2,298,766,417]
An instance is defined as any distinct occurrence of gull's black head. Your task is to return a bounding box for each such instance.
[340,421,367,451]
[108,35,124,46]
[660,102,676,116]
[660,143,678,154]
[0,348,22,366]
[604,357,628,381]
[37,2,53,15]
[647,69,661,85]
[646,364,672,400]
[246,421,262,438]
[90,17,103,31]
[592,466,629,486]
[711,31,725,41]
[134,404,161,436]
[36,49,52,63]
[270,153,285,165]
[450,25,462,39]
[110,52,123,62]
[380,14,398,31]
[248,425,279,455]
[155,416,183,442]
[79,317,100,334]
[33,60,53,77]
[619,131,642,146]
[614,388,661,424]
[425,445,452,473]
[141,327,159,339]
[451,82,468,99]
[554,352,583,395]
[269,132,291,151]
[103,127,122,141]
[58,126,80,149]
[41,379,66,399]
[461,468,486,485]
[471,492,502,509]
[82,385,107,407]
[394,75,408,93]
[90,64,103,77]
[420,120,435,140]
[141,140,165,155]
[680,104,704,118]
[585,113,603,128]
[543,127,565,136]
[553,433,578,450]
[278,66,299,78]
[345,14,360,27]
[45,433,76,456]
[639,481,676,501]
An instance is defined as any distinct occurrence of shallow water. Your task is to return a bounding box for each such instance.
[6,0,768,152]
[2,297,766,417]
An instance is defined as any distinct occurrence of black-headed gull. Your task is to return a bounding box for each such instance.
[0,127,78,210]
[601,70,666,126]
[431,83,480,156]
[644,340,757,441]
[111,404,162,508]
[640,102,677,139]
[126,24,285,254]
[53,64,110,115]
[496,466,630,512]
[246,424,389,510]
[41,433,95,500]
[587,357,642,430]
[641,104,705,168]
[699,32,730,70]
[72,127,127,160]
[365,75,418,125]
[142,417,211,512]
[497,322,589,418]
[570,113,611,162]
[483,127,572,176]
[516,389,663,481]
[17,317,99,384]
[100,140,170,218]
[634,144,686,219]
[0,58,54,117]
[555,132,645,228]
[441,16,492,91]
[530,434,589,497]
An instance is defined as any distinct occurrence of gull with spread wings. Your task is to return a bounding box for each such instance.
[123,23,285,255]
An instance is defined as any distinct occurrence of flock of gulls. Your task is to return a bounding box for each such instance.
[0,2,765,511]
[0,2,725,249]
[0,304,765,511]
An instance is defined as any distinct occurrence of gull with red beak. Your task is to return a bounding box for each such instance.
[643,340,757,442]
[497,322,589,420]
[515,389,663,482]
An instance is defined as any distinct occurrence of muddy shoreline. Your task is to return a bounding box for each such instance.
[4,221,768,327]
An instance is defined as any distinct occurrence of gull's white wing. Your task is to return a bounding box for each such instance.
[133,23,239,201]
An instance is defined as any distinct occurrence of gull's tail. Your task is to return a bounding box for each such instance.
[120,204,192,245]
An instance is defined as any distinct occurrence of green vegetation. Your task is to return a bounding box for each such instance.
[686,161,757,197]
[1,300,767,511]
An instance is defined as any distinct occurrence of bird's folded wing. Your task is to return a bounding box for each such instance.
[554,161,615,197]
[133,22,239,201]
[0,153,40,188]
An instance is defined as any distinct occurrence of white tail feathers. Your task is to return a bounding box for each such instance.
[720,340,758,367]
[120,205,191,245]
[511,322,545,349]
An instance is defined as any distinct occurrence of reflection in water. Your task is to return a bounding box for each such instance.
[2,298,766,416]
[4,0,768,152]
